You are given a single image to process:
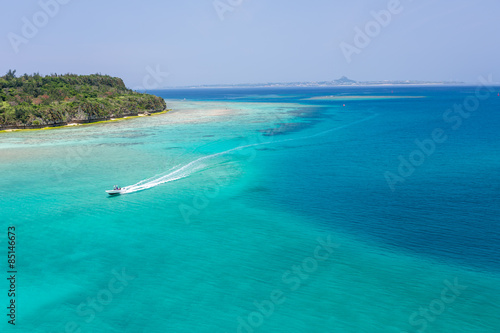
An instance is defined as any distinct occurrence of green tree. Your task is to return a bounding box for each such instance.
[5,69,16,81]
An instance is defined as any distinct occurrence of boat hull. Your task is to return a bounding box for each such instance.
[106,190,123,195]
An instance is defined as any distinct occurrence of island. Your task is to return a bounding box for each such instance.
[0,70,167,130]
[178,76,462,89]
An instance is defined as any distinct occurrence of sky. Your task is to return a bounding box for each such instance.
[1,0,499,88]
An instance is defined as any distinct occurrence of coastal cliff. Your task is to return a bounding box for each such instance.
[0,71,166,128]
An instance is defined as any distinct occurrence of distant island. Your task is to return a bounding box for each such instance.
[0,70,166,130]
[179,76,463,89]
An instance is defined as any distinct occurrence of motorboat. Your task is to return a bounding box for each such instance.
[106,186,124,195]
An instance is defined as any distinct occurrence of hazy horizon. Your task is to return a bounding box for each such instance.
[2,0,499,88]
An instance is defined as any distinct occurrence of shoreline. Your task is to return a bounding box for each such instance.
[305,95,426,101]
[0,109,170,133]
[165,82,487,89]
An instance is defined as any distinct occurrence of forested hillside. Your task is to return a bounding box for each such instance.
[0,70,166,127]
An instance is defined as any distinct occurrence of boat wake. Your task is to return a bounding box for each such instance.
[119,141,269,194]
[117,113,378,195]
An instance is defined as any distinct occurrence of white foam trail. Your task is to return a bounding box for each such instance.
[121,141,267,194]
[119,113,378,194]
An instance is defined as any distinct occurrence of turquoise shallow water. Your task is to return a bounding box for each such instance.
[1,86,499,332]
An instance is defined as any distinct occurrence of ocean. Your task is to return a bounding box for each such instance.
[1,86,499,332]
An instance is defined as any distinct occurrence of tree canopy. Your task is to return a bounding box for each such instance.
[0,71,166,126]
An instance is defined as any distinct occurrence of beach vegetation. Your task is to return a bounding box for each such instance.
[0,70,166,126]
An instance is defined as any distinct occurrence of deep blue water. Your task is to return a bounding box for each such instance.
[153,86,500,272]
[1,85,499,332]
